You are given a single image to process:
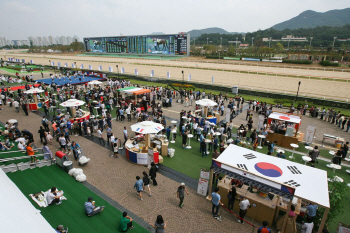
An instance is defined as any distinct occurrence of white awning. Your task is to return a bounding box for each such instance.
[268,112,301,124]
[0,169,56,233]
[215,145,329,208]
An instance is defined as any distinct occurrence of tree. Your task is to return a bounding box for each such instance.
[274,43,285,53]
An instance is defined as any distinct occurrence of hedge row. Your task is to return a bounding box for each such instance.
[319,60,340,67]
[282,60,312,64]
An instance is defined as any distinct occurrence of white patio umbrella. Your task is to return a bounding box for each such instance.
[195,98,218,107]
[88,80,102,85]
[23,88,44,104]
[195,99,218,117]
[60,99,86,117]
[131,121,164,147]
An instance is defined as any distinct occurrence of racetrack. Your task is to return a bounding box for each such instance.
[2,50,350,101]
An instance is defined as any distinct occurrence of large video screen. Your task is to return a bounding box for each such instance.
[83,34,189,55]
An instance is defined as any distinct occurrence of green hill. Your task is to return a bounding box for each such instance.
[188,27,242,38]
[272,8,350,30]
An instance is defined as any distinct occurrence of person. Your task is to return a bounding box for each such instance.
[26,142,38,164]
[97,127,105,146]
[134,176,144,200]
[46,187,63,205]
[211,187,223,220]
[276,151,286,159]
[113,142,119,158]
[306,203,318,220]
[149,162,158,186]
[301,217,314,233]
[342,141,349,159]
[238,195,250,224]
[212,149,220,159]
[46,131,53,145]
[182,129,188,149]
[227,186,237,211]
[309,146,319,163]
[142,171,152,196]
[267,141,276,155]
[42,142,53,161]
[55,225,68,233]
[276,205,297,233]
[123,126,128,147]
[257,221,271,233]
[84,197,105,217]
[71,141,81,161]
[152,215,168,233]
[58,134,67,154]
[119,211,134,232]
[38,126,47,144]
[177,182,189,208]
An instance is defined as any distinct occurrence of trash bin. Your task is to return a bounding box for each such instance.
[232,86,239,95]
[55,151,69,168]
[63,161,73,173]
[335,141,342,149]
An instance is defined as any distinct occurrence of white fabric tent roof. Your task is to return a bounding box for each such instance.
[215,145,329,208]
[0,169,56,233]
[268,112,301,124]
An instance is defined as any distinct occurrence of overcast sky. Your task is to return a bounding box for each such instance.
[1,0,349,40]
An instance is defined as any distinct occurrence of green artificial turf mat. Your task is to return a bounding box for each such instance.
[7,165,149,233]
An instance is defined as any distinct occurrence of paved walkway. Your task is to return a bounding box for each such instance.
[0,90,268,232]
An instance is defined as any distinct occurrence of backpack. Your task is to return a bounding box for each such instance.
[267,142,272,150]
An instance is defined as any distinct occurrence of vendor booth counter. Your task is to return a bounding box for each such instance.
[125,139,166,165]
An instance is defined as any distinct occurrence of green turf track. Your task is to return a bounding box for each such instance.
[0,67,48,74]
[77,53,181,60]
[7,165,149,233]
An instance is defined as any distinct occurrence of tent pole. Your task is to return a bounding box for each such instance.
[317,208,329,233]
[281,200,292,233]
[206,167,214,201]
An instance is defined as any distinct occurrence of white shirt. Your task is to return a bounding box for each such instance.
[302,222,314,233]
[46,192,55,204]
[13,101,19,107]
[15,137,26,144]
[97,130,102,138]
[239,199,250,210]
[18,142,25,150]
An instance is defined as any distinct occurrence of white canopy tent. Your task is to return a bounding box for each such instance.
[0,169,56,233]
[210,144,330,233]
[268,112,301,125]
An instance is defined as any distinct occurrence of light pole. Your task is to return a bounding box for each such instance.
[333,37,337,50]
[287,38,291,50]
[295,81,301,102]
[194,38,196,46]
[309,37,313,51]
[207,38,209,45]
[269,37,272,48]
[251,37,254,47]
[220,37,222,48]
[182,70,184,84]
[236,37,238,47]
[116,65,119,79]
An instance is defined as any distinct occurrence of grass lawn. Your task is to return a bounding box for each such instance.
[7,165,149,233]
[0,67,49,74]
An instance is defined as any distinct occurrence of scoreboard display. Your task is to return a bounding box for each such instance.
[84,34,189,56]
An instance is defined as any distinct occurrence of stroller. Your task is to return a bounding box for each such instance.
[72,147,84,161]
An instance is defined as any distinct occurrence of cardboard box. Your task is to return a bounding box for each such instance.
[158,155,163,164]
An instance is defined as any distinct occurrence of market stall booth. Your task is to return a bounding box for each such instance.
[265,112,303,149]
[59,99,89,123]
[209,145,330,233]
[125,121,165,166]
[23,88,45,111]
[194,99,220,125]
[117,87,151,108]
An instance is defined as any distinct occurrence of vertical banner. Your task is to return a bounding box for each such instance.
[51,61,54,66]
[212,76,214,84]
[305,125,316,144]
[197,169,210,196]
[57,62,61,68]
[150,70,154,77]
[188,73,191,81]
[30,60,34,64]
[64,63,67,67]
[80,64,83,69]
[135,69,138,75]
[167,71,170,79]
[22,59,25,63]
[121,67,124,74]
[98,65,102,71]
[109,66,113,72]
[89,65,92,70]
[257,115,264,131]
[72,63,75,68]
